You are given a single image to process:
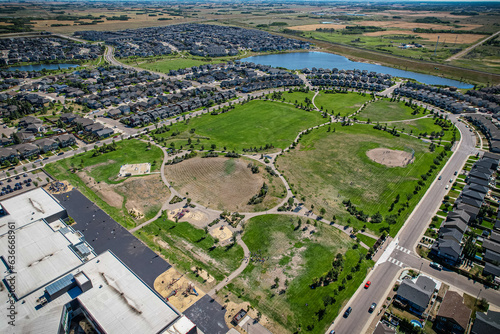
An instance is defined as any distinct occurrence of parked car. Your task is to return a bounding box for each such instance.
[454,171,458,175]
[430,262,442,270]
[369,303,377,313]
[364,281,371,289]
[449,178,453,183]
[343,307,352,318]
[438,175,442,180]
[445,185,449,189]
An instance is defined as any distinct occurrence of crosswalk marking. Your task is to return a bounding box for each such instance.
[388,257,405,268]
[395,245,411,254]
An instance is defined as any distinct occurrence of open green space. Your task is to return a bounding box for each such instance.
[135,211,244,284]
[356,99,423,122]
[356,234,377,248]
[277,124,450,236]
[153,100,325,152]
[121,52,246,73]
[267,91,315,106]
[398,117,457,141]
[314,91,372,117]
[48,140,163,184]
[44,140,164,229]
[227,215,372,334]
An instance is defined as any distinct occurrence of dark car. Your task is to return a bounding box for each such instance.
[369,303,377,313]
[343,307,352,318]
[15,175,20,180]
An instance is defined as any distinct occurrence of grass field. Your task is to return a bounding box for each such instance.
[356,234,377,248]
[165,157,286,212]
[226,215,372,334]
[314,92,372,117]
[356,99,424,122]
[135,211,244,285]
[400,117,457,141]
[154,100,325,152]
[122,55,239,73]
[267,91,316,106]
[277,124,450,236]
[45,140,165,229]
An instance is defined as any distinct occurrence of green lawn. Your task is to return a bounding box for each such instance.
[356,99,423,122]
[227,215,372,334]
[47,140,163,184]
[356,234,377,248]
[122,53,242,73]
[277,124,450,236]
[135,211,244,283]
[154,100,325,152]
[399,117,457,142]
[267,91,316,106]
[314,91,372,117]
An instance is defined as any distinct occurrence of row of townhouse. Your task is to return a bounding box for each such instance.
[466,114,500,153]
[60,113,114,139]
[432,154,500,281]
[0,133,76,162]
[395,82,500,114]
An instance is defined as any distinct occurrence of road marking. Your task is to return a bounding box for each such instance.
[395,245,411,254]
[388,257,404,268]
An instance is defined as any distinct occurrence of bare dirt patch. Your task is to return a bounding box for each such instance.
[76,170,169,221]
[366,148,413,167]
[165,157,285,212]
[154,268,205,312]
[118,162,151,176]
[210,225,233,245]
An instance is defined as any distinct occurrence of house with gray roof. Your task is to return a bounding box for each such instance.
[395,276,436,316]
[471,310,500,334]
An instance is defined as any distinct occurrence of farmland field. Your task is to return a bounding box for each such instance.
[225,214,373,334]
[277,124,450,236]
[153,100,326,152]
[165,157,286,212]
[314,92,373,117]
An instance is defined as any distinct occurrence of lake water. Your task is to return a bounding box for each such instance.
[242,52,473,89]
[5,63,79,72]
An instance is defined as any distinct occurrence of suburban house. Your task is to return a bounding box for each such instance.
[431,209,468,265]
[12,143,40,159]
[434,291,471,334]
[0,147,20,163]
[471,310,500,334]
[56,134,76,148]
[34,138,59,153]
[373,322,396,334]
[395,276,436,316]
[482,231,500,279]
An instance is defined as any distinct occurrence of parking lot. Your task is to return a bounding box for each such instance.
[0,170,49,199]
[54,189,171,289]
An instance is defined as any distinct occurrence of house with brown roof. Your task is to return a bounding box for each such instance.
[434,291,471,334]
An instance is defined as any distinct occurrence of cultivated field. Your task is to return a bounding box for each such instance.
[277,124,448,236]
[153,100,325,152]
[362,31,487,44]
[225,214,373,334]
[166,157,286,212]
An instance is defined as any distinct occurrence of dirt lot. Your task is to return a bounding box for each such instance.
[366,148,413,167]
[154,268,205,312]
[78,171,169,221]
[165,157,285,212]
[363,30,487,44]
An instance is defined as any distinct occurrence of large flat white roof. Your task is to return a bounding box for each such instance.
[0,188,66,235]
[77,251,179,333]
[0,219,83,298]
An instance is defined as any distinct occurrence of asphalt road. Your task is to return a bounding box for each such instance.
[329,114,500,334]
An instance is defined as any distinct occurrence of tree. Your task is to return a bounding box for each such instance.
[320,207,326,216]
[274,277,279,289]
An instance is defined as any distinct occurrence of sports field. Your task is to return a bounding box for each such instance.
[314,92,373,117]
[154,100,325,152]
[226,214,372,334]
[277,124,449,236]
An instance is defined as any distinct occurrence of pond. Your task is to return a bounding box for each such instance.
[242,51,473,89]
[5,63,80,72]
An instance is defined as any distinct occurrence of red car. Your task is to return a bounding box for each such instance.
[364,281,371,289]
